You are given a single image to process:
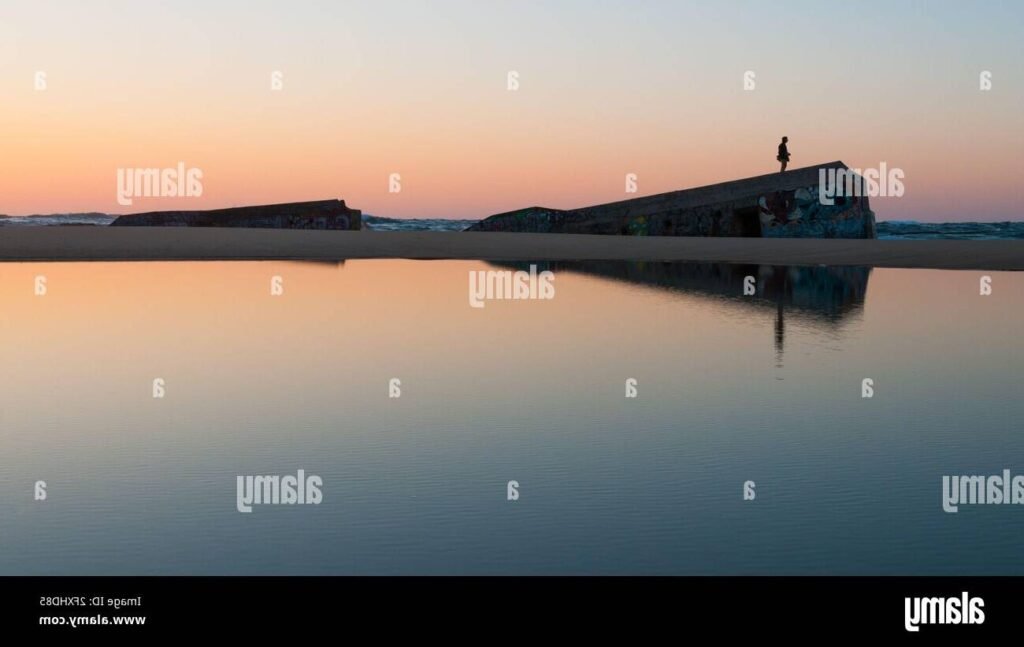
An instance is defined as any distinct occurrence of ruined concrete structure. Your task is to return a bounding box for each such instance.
[110,199,361,230]
[467,162,876,238]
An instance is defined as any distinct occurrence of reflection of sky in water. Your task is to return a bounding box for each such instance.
[1,260,1022,575]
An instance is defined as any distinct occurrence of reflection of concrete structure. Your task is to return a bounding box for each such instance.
[491,260,871,363]
[111,200,361,229]
[468,161,875,238]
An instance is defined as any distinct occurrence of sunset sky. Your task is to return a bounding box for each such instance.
[1,0,1021,221]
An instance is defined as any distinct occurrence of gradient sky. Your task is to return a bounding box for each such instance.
[1,0,1022,220]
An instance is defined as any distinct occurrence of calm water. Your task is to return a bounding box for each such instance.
[1,259,1022,575]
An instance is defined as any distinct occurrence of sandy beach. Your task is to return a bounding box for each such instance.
[0,226,1021,269]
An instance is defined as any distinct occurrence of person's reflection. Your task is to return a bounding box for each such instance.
[775,298,785,368]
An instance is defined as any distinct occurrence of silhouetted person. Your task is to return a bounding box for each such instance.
[777,136,790,172]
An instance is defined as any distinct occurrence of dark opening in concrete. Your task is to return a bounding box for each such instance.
[733,206,763,237]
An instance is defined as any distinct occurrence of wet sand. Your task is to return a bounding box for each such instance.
[0,227,1021,269]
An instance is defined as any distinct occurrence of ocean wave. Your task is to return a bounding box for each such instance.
[0,213,115,227]
[362,215,477,232]
[876,220,1024,240]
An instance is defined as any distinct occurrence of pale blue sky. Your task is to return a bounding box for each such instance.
[1,0,1021,220]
